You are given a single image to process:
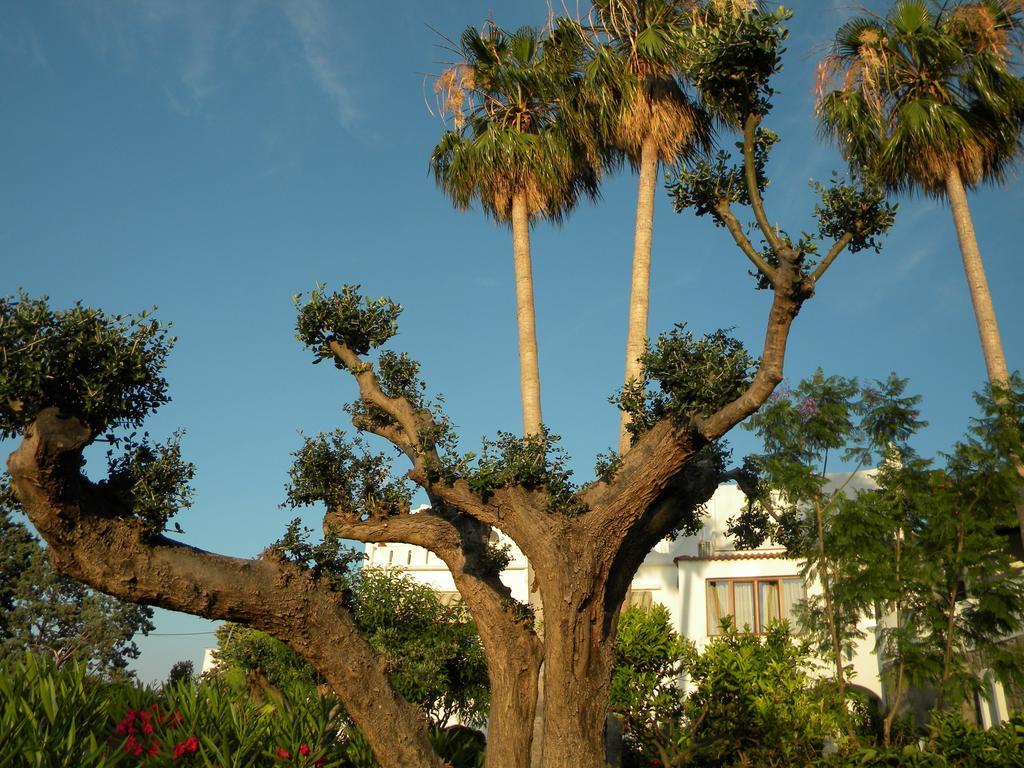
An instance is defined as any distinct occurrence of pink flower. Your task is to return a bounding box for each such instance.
[299,743,311,756]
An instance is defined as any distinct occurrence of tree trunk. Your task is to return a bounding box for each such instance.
[944,167,1024,549]
[815,500,846,696]
[539,607,615,768]
[619,138,659,454]
[534,545,618,768]
[944,167,1011,386]
[475,622,541,768]
[511,193,543,437]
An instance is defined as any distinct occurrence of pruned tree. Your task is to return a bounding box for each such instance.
[4,6,896,768]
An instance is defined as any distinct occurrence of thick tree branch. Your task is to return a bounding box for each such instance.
[714,200,778,285]
[811,232,853,283]
[742,113,783,254]
[7,409,443,768]
[329,504,542,768]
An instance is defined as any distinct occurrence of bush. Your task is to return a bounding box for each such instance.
[0,653,353,767]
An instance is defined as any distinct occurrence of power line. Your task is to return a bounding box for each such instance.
[147,631,217,637]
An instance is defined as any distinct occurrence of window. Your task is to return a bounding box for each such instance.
[624,589,654,611]
[706,577,804,635]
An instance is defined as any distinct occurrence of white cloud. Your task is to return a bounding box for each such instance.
[282,0,360,129]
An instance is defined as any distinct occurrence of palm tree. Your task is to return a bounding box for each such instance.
[818,0,1024,388]
[818,0,1024,539]
[579,0,713,453]
[432,23,598,437]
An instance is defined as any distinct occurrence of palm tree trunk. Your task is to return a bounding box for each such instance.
[511,192,543,437]
[945,168,1024,541]
[618,137,659,454]
[944,167,1010,385]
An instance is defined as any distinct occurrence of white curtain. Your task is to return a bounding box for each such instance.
[781,578,804,627]
[758,580,781,631]
[707,581,730,635]
[734,582,755,632]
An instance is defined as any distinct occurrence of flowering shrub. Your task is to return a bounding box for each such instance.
[0,654,349,767]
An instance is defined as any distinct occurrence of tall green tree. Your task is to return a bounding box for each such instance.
[0,494,154,679]
[817,0,1024,534]
[736,372,1024,743]
[578,0,712,452]
[431,22,598,437]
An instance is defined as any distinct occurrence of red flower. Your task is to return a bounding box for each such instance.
[648,760,664,768]
[142,721,155,735]
[314,760,326,768]
[275,746,292,760]
[299,743,311,756]
[173,736,200,760]
[148,741,162,757]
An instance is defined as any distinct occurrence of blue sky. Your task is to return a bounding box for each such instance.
[2,0,1022,683]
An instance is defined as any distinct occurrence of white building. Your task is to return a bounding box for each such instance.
[365,479,886,702]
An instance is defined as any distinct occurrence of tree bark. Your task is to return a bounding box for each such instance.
[8,409,444,768]
[944,167,1011,386]
[944,167,1024,547]
[511,192,543,437]
[619,137,659,454]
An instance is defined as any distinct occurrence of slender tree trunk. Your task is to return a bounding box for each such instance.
[883,533,904,747]
[937,522,966,711]
[815,500,846,696]
[944,167,1010,386]
[619,138,659,454]
[882,658,904,747]
[511,193,542,437]
[944,168,1024,541]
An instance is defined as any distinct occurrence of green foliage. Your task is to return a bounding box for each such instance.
[0,292,173,439]
[677,620,849,768]
[0,501,154,679]
[741,370,1024,716]
[610,616,852,768]
[669,128,776,217]
[0,653,132,768]
[165,661,193,688]
[352,568,489,728]
[821,710,1024,767]
[285,430,412,519]
[267,520,363,596]
[814,172,898,255]
[457,427,588,516]
[210,624,323,695]
[594,448,624,483]
[610,605,689,759]
[294,284,401,361]
[340,725,486,768]
[684,3,792,123]
[611,325,756,443]
[100,431,195,538]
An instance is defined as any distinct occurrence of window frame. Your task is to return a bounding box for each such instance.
[705,575,804,636]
